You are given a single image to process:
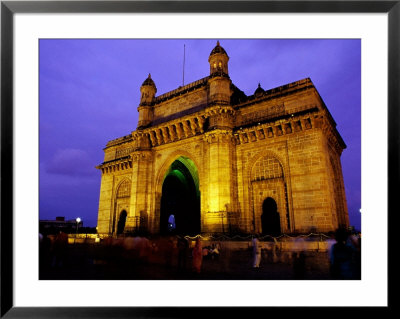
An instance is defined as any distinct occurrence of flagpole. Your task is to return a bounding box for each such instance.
[182,44,185,86]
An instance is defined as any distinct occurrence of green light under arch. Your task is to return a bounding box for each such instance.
[163,156,199,197]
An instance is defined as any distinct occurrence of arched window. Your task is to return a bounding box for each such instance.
[116,179,131,198]
[252,156,283,181]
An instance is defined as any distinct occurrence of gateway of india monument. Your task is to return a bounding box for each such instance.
[96,42,349,236]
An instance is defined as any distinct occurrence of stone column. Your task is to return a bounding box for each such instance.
[96,171,115,234]
[128,151,153,232]
[203,129,237,233]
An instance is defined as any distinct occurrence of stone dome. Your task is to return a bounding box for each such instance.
[209,41,228,56]
[254,83,265,96]
[141,73,156,87]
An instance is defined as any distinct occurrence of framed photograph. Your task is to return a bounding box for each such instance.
[1,0,396,317]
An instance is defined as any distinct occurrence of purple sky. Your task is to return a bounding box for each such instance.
[39,39,361,230]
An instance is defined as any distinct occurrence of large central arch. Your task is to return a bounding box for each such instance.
[160,156,200,235]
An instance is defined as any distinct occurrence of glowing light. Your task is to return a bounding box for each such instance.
[163,156,200,197]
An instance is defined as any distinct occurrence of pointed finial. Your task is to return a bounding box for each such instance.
[258,83,261,88]
[148,73,151,78]
[217,40,220,46]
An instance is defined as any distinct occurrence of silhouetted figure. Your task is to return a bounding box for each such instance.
[252,236,261,268]
[177,236,189,270]
[346,230,361,279]
[221,242,232,273]
[164,237,175,269]
[292,237,306,279]
[202,246,210,259]
[39,230,52,271]
[52,231,68,268]
[192,237,203,274]
[293,251,306,279]
[330,228,357,279]
[209,243,220,260]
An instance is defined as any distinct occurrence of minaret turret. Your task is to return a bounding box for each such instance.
[207,41,231,106]
[137,74,157,129]
[208,41,229,75]
[254,83,265,97]
[140,73,157,105]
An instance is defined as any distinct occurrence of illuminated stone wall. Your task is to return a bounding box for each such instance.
[96,43,348,235]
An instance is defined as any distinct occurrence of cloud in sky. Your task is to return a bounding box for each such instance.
[46,148,96,177]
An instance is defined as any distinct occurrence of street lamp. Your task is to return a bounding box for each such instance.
[75,217,81,243]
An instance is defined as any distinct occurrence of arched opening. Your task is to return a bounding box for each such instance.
[160,157,200,235]
[261,197,281,236]
[117,210,127,235]
[113,179,131,235]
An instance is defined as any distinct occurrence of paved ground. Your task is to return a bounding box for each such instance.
[39,242,336,280]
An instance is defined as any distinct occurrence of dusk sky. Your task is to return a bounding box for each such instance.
[39,39,361,230]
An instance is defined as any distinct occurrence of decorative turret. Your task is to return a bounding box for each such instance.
[207,41,232,107]
[208,41,229,76]
[137,74,157,129]
[140,73,157,105]
[254,83,265,97]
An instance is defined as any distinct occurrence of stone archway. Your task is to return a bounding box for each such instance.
[261,197,281,236]
[112,179,131,235]
[160,156,200,235]
[250,154,289,234]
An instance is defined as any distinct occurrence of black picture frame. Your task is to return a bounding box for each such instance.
[1,1,396,317]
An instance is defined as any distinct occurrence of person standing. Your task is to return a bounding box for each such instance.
[53,231,68,268]
[252,236,262,268]
[192,237,203,274]
[177,236,189,271]
[330,228,356,279]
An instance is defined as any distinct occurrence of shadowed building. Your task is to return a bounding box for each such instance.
[96,42,349,236]
[40,216,83,234]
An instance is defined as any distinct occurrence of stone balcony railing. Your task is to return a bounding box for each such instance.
[233,110,319,146]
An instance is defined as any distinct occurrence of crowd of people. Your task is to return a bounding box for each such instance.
[39,230,69,270]
[249,228,361,280]
[329,228,361,279]
[39,228,361,279]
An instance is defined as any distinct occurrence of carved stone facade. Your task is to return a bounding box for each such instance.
[96,42,349,235]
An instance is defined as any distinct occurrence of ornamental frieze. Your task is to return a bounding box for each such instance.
[203,129,235,144]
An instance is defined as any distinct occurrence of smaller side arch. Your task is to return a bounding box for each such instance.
[111,178,131,235]
[116,210,127,235]
[261,197,281,236]
[247,150,291,234]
